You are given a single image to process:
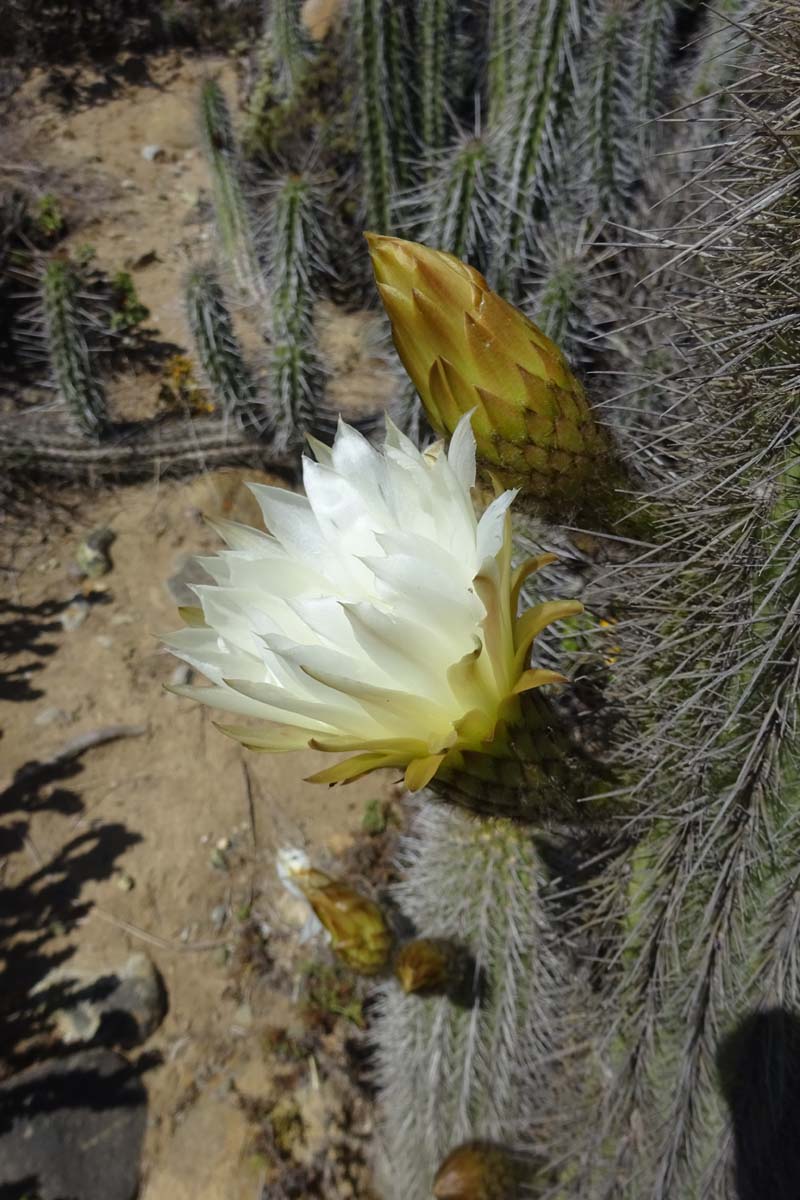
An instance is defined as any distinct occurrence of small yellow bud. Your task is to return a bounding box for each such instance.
[291,867,393,975]
[432,1142,528,1200]
[394,938,464,995]
[366,233,614,511]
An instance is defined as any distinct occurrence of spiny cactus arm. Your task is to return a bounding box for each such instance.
[354,0,394,231]
[633,0,680,141]
[383,2,415,191]
[418,0,456,154]
[493,0,592,293]
[271,0,313,96]
[425,132,497,269]
[375,804,579,1200]
[265,173,327,446]
[199,77,264,300]
[587,13,800,1194]
[41,258,107,439]
[487,0,519,125]
[582,0,637,216]
[184,262,261,430]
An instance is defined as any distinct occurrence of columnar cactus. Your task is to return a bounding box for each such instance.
[184,262,261,431]
[354,0,394,232]
[265,173,326,447]
[41,258,107,438]
[418,0,458,155]
[199,77,263,300]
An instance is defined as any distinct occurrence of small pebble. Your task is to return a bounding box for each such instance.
[116,872,135,892]
[110,613,134,626]
[210,904,227,932]
[216,837,230,852]
[210,848,228,872]
[95,635,113,649]
[34,706,68,727]
[231,1002,252,1030]
[61,598,90,631]
[141,144,164,162]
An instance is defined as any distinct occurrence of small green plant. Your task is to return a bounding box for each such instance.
[35,192,65,239]
[109,271,150,332]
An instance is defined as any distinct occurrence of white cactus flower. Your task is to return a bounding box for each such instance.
[164,414,580,791]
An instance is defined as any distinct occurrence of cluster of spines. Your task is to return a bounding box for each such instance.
[41,258,107,439]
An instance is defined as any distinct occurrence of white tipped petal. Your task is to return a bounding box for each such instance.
[446,412,477,490]
[476,490,517,562]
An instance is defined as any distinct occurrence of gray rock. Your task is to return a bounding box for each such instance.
[165,554,214,607]
[0,1048,147,1200]
[141,143,163,161]
[61,597,90,631]
[33,953,166,1049]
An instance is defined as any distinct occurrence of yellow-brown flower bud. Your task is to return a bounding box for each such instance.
[290,867,393,975]
[432,1142,528,1200]
[366,233,614,512]
[394,938,464,995]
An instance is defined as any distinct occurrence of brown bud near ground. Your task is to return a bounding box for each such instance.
[292,868,393,975]
[394,938,464,995]
[432,1141,527,1200]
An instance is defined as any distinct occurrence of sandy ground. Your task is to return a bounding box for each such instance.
[2,470,395,1198]
[2,46,401,1200]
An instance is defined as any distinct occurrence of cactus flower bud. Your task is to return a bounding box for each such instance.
[394,938,464,995]
[279,851,393,975]
[432,1142,528,1199]
[366,233,614,511]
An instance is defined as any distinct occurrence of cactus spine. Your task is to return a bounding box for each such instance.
[199,77,263,300]
[184,262,260,430]
[41,258,107,438]
[266,174,325,447]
